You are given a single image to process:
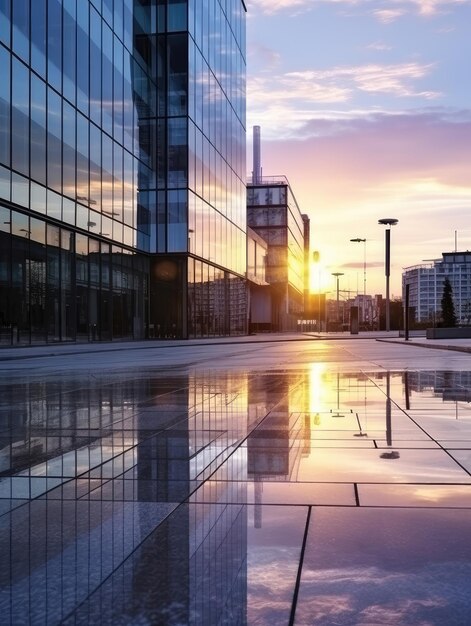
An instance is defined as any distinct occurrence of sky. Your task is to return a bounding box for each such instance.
[245,0,471,298]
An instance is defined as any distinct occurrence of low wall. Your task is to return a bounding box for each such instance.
[426,327,471,339]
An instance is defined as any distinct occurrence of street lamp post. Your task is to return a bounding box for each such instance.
[332,272,344,330]
[313,251,321,330]
[350,238,366,326]
[378,218,398,331]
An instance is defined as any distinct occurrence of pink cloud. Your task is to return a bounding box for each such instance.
[261,110,471,189]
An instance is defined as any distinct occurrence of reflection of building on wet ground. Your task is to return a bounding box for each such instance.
[247,375,311,527]
[247,375,310,480]
[404,371,471,404]
[0,372,253,623]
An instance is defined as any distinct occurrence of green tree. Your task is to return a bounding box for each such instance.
[441,277,457,327]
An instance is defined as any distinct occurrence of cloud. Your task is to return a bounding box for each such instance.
[247,43,282,68]
[249,0,471,18]
[373,8,407,22]
[248,0,314,15]
[366,41,393,51]
[248,62,440,137]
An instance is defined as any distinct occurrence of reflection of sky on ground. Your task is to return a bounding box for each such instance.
[296,507,471,625]
[1,364,471,623]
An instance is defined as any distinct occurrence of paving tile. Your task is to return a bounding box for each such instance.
[358,483,471,507]
[295,507,471,625]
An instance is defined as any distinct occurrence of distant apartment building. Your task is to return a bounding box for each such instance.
[403,252,471,325]
[0,0,247,345]
[246,176,306,331]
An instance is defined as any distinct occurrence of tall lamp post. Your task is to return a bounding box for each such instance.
[313,251,321,330]
[378,218,398,331]
[332,272,344,330]
[350,238,366,326]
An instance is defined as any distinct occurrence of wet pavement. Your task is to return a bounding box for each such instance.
[1,335,471,624]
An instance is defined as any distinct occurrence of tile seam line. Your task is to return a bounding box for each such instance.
[289,505,312,626]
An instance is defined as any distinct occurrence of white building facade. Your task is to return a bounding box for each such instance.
[403,252,471,325]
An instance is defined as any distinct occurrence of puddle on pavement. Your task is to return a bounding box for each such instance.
[1,367,471,623]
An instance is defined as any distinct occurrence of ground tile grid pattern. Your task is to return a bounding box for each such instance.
[0,364,471,623]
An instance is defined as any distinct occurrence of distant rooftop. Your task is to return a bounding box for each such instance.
[247,175,290,186]
[404,250,471,271]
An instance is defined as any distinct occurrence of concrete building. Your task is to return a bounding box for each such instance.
[403,252,471,325]
[246,176,306,331]
[0,0,247,345]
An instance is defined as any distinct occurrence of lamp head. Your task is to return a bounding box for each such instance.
[378,218,398,227]
[350,237,366,242]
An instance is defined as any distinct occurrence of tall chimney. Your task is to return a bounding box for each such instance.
[253,125,261,183]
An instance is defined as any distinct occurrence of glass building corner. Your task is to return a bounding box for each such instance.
[0,0,247,345]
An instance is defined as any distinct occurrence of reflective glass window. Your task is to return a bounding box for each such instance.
[62,198,76,226]
[90,8,102,126]
[31,182,47,215]
[168,118,187,188]
[0,0,10,46]
[31,0,47,77]
[30,75,47,185]
[168,0,187,32]
[48,0,62,91]
[102,23,114,135]
[157,191,166,252]
[89,124,102,210]
[47,189,62,221]
[47,88,62,193]
[12,0,29,62]
[76,2,90,114]
[62,101,76,201]
[167,189,187,252]
[63,0,77,104]
[113,142,124,221]
[11,172,29,208]
[103,0,113,27]
[76,113,89,205]
[11,58,29,176]
[0,45,10,168]
[113,37,124,143]
[123,150,134,226]
[0,165,10,201]
[123,0,133,50]
[168,34,187,116]
[102,134,113,216]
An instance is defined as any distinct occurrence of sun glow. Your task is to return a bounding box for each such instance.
[309,262,333,293]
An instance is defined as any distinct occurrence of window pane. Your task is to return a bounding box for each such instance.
[12,0,29,63]
[11,58,29,176]
[30,74,47,185]
[31,0,47,77]
[0,45,10,168]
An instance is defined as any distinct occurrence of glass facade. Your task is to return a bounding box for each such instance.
[0,0,247,345]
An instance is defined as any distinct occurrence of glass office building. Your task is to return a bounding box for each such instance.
[0,0,247,345]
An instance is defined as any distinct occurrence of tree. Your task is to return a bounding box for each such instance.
[441,277,457,327]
